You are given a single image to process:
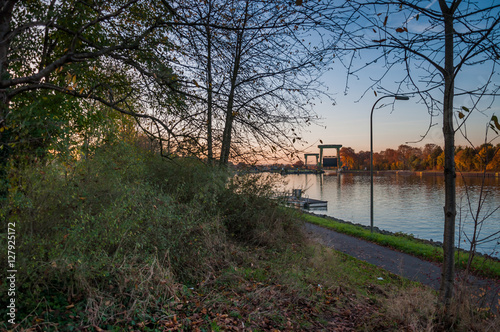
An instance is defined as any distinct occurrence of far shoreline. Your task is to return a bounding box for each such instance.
[340,170,500,178]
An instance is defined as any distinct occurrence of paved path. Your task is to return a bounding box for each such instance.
[304,222,500,311]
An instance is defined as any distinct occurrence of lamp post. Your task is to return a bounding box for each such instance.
[370,95,409,233]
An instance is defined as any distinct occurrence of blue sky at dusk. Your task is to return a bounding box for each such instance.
[294,0,500,157]
[297,64,500,155]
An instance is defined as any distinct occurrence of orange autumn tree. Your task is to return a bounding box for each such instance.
[340,147,357,169]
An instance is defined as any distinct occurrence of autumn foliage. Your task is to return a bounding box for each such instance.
[340,143,500,172]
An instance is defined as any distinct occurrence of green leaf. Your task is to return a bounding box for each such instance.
[461,106,470,112]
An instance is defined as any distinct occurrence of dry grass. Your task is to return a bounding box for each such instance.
[441,281,500,331]
[384,286,437,331]
[382,281,500,332]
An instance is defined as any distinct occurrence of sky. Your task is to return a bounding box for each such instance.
[296,65,500,156]
[293,1,500,158]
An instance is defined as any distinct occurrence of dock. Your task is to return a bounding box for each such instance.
[286,196,328,209]
[283,189,328,210]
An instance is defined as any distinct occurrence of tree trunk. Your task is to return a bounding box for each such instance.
[219,1,251,165]
[205,20,214,163]
[219,32,245,164]
[219,43,242,165]
[219,74,238,164]
[439,0,457,307]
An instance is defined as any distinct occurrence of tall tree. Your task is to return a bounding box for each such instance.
[340,146,357,169]
[170,0,335,165]
[423,143,443,169]
[324,0,500,307]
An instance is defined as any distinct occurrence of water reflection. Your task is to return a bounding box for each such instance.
[279,173,500,258]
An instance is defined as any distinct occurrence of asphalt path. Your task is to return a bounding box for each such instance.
[303,222,500,312]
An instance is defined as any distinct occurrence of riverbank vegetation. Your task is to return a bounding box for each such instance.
[1,142,499,330]
[2,0,500,328]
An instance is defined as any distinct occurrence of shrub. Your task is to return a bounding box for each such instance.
[0,142,304,327]
[220,173,303,247]
[0,143,228,325]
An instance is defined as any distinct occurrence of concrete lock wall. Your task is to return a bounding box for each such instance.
[323,158,338,167]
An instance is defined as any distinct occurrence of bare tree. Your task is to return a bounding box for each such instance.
[321,0,500,307]
[169,0,335,165]
[457,134,500,273]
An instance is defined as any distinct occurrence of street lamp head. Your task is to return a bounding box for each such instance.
[394,95,410,100]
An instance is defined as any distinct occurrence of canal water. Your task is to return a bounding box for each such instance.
[278,173,500,258]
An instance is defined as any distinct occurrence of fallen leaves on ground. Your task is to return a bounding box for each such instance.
[147,278,387,331]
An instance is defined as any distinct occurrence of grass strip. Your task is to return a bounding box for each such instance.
[300,212,500,279]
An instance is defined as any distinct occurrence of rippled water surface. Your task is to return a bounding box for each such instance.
[278,173,500,257]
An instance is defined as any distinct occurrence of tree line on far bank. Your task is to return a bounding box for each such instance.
[338,143,500,172]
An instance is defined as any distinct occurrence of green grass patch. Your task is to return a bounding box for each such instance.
[300,213,500,279]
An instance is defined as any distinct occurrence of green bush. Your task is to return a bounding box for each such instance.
[220,173,303,247]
